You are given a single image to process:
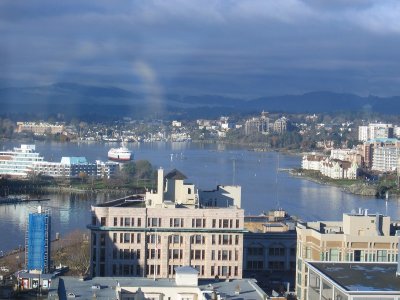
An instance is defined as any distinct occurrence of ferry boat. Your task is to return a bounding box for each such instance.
[0,145,43,177]
[107,147,132,162]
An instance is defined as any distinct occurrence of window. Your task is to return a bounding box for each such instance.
[137,233,141,243]
[236,219,240,228]
[377,250,387,262]
[100,217,106,226]
[170,218,183,227]
[222,219,229,228]
[147,234,160,244]
[170,249,181,259]
[329,249,339,261]
[124,217,130,226]
[124,233,130,243]
[221,250,229,260]
[113,217,117,226]
[269,261,284,270]
[212,219,216,228]
[169,235,181,244]
[248,247,263,256]
[100,234,106,246]
[192,218,204,228]
[192,235,204,244]
[247,260,264,269]
[113,233,117,242]
[269,247,285,256]
[137,218,141,227]
[222,234,231,245]
[148,217,160,227]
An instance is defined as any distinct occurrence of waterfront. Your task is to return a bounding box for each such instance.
[1,141,400,253]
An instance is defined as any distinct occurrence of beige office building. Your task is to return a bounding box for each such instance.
[89,168,244,279]
[296,210,400,300]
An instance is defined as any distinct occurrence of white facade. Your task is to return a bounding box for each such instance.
[0,145,43,177]
[372,146,400,172]
[320,158,358,179]
[358,123,394,142]
[89,169,244,279]
[302,154,325,171]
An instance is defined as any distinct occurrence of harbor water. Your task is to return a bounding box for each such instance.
[1,141,400,253]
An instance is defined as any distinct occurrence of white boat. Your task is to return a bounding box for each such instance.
[107,147,132,162]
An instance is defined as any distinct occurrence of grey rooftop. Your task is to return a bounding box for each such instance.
[308,262,400,293]
[49,276,267,299]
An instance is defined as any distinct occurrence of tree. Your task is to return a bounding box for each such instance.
[122,162,136,178]
[134,160,153,180]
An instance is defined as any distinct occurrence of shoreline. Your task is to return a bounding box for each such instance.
[288,169,378,197]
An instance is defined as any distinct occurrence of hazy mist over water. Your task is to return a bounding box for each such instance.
[1,141,400,252]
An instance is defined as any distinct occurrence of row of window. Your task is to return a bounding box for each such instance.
[112,248,141,260]
[108,233,240,246]
[247,246,295,257]
[93,216,241,229]
[112,264,141,276]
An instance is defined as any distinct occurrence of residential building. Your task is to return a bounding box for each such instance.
[30,157,119,179]
[358,123,394,142]
[245,111,270,135]
[302,154,326,171]
[306,262,400,300]
[25,206,51,274]
[372,146,400,172]
[88,168,244,279]
[320,158,358,179]
[273,117,288,134]
[16,122,64,135]
[48,267,268,300]
[295,211,400,300]
[330,149,362,165]
[358,125,369,142]
[243,210,297,287]
[0,144,43,177]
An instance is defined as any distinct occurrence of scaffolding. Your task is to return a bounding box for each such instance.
[25,207,51,273]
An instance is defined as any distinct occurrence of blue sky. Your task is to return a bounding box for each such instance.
[1,0,400,97]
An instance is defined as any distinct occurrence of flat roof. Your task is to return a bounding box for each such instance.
[308,262,400,293]
[50,276,267,299]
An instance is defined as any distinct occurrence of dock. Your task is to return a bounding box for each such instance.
[0,197,50,205]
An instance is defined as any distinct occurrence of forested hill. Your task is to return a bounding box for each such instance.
[0,83,399,120]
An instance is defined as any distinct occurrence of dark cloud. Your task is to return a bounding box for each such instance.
[1,0,400,96]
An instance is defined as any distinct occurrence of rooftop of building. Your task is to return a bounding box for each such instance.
[60,157,89,165]
[49,276,267,300]
[308,262,400,293]
[165,168,187,180]
[95,194,145,207]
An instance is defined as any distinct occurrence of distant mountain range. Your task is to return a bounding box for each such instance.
[0,82,399,120]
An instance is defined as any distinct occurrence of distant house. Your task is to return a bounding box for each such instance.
[320,158,358,179]
[301,154,325,171]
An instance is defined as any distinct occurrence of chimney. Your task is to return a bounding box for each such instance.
[375,214,383,236]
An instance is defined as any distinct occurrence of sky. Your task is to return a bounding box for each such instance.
[1,0,400,97]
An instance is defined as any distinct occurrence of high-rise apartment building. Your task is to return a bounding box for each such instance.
[358,123,394,142]
[25,206,51,274]
[88,168,244,279]
[295,211,400,300]
[244,111,270,135]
